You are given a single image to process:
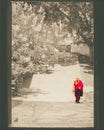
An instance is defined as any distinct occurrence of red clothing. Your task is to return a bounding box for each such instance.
[74,80,83,92]
[75,95,80,103]
[74,79,84,103]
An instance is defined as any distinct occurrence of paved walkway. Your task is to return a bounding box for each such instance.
[11,63,94,127]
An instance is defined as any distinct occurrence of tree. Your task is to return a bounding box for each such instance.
[28,1,94,63]
[12,1,66,78]
[12,1,94,74]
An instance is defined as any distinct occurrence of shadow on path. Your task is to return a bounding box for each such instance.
[80,64,94,75]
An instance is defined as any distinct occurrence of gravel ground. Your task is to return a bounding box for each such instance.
[10,63,94,128]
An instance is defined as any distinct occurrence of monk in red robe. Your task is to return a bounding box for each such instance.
[73,78,84,103]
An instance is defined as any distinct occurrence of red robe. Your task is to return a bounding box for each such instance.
[74,80,84,102]
[74,80,83,92]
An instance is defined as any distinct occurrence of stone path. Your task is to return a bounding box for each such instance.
[11,63,94,127]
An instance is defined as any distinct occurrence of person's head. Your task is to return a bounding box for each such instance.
[76,77,80,82]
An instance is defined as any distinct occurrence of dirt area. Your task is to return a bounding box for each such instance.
[11,62,94,128]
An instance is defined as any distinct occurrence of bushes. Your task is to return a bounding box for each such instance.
[58,52,78,66]
[78,54,90,64]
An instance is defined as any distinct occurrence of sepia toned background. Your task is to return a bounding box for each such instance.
[11,1,94,127]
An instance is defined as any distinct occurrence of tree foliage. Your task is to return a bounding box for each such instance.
[12,1,66,78]
[12,1,94,80]
[27,1,93,45]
